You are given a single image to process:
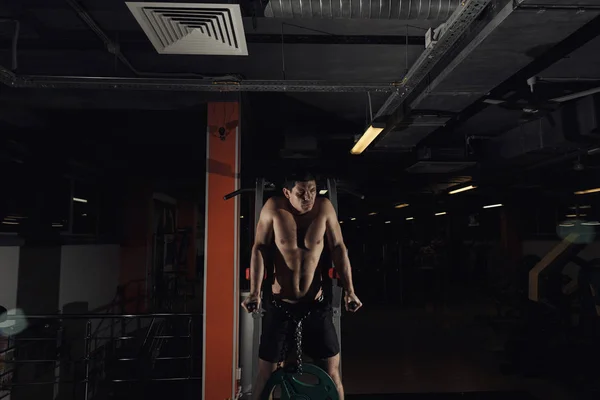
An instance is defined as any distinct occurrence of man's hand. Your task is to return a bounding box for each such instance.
[344,292,362,312]
[241,293,261,313]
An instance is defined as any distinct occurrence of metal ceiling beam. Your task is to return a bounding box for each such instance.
[441,11,600,137]
[373,0,495,121]
[0,65,400,92]
[372,0,600,153]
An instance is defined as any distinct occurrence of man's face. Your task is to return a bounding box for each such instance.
[284,180,317,214]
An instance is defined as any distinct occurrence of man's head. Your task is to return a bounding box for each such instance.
[282,171,317,214]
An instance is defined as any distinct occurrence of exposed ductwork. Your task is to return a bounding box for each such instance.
[0,65,398,92]
[264,0,460,19]
[486,94,600,162]
[372,1,600,152]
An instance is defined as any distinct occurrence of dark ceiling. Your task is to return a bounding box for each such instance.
[1,0,600,218]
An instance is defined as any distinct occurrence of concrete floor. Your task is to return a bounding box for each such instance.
[339,291,577,400]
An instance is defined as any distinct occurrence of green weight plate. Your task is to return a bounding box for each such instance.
[261,364,339,400]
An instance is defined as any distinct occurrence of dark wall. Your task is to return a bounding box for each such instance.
[16,246,62,315]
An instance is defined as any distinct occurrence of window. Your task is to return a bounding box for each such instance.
[71,180,98,235]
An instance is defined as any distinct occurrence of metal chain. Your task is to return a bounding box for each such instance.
[271,299,312,374]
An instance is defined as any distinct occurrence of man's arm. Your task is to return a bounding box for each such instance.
[249,199,275,297]
[323,199,355,295]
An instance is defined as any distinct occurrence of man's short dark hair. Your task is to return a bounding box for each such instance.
[283,171,317,190]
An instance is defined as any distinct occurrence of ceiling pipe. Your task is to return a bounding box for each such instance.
[264,0,460,19]
[551,86,600,103]
[0,65,399,92]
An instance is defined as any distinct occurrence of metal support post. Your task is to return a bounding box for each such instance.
[83,319,92,400]
[326,178,343,378]
[188,316,193,379]
[250,178,265,396]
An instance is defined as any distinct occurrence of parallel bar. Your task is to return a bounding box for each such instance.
[0,66,400,93]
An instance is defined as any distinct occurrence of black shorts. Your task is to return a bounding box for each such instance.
[258,295,340,363]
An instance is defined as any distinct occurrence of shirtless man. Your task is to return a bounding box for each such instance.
[241,172,362,400]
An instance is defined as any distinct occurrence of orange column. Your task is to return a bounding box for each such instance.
[203,102,241,400]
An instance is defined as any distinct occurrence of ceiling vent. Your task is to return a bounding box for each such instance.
[126,2,248,56]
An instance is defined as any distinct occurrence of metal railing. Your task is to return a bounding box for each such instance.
[0,312,201,400]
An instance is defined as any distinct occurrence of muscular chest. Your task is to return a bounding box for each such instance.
[274,212,326,249]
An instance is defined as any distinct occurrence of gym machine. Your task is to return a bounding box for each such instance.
[499,233,600,384]
[528,232,594,307]
[225,177,347,400]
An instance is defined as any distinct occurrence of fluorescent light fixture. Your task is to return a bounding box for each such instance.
[483,204,503,209]
[449,185,476,195]
[569,205,592,209]
[319,189,328,195]
[566,214,587,218]
[82,213,87,217]
[339,221,344,224]
[73,197,88,203]
[52,223,63,228]
[384,221,391,224]
[350,217,356,221]
[368,212,377,216]
[575,187,600,195]
[240,215,244,219]
[483,99,504,105]
[2,221,19,225]
[582,221,600,226]
[350,123,386,155]
[559,223,575,227]
[406,217,414,221]
[435,212,447,216]
[394,203,409,209]
[6,215,26,220]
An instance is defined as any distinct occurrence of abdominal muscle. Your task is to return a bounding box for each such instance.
[271,246,324,303]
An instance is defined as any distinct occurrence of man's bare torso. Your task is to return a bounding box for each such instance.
[269,197,328,303]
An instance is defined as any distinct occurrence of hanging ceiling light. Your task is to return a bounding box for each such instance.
[351,92,385,155]
[350,123,386,155]
[575,187,600,195]
[449,185,476,195]
[483,203,503,209]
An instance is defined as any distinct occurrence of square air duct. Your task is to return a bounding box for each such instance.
[126,2,248,56]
